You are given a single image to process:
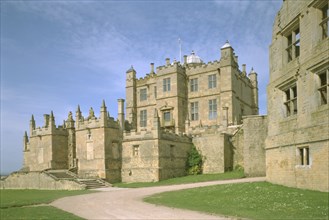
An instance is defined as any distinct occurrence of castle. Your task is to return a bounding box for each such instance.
[19,41,263,185]
[1,0,328,192]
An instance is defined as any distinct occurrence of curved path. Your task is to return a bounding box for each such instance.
[51,177,265,220]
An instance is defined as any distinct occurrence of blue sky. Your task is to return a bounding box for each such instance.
[0,0,282,174]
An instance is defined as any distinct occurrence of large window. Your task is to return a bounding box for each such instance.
[208,74,217,89]
[208,99,217,120]
[140,88,147,101]
[190,78,198,92]
[318,69,329,105]
[163,78,171,92]
[284,85,297,117]
[191,102,199,121]
[286,27,300,62]
[140,110,147,127]
[320,4,329,39]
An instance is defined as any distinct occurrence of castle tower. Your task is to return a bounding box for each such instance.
[125,66,137,130]
[248,68,259,115]
[220,40,234,67]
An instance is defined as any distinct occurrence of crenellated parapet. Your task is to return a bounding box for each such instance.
[75,101,119,130]
[29,112,67,137]
[156,60,185,76]
[186,60,220,76]
[136,72,157,86]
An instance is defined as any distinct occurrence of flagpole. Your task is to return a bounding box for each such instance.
[178,38,182,63]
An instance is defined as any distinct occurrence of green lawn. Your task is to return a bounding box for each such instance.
[113,170,245,188]
[144,182,329,220]
[0,189,94,220]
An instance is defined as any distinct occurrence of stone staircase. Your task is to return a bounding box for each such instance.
[44,170,111,189]
[77,179,109,189]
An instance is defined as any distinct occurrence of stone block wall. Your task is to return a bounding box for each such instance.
[0,172,84,190]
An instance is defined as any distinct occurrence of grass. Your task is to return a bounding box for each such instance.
[144,182,329,220]
[113,170,245,188]
[0,189,94,219]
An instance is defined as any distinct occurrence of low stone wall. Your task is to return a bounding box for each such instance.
[0,171,85,190]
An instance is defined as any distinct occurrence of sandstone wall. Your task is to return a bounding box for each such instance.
[0,172,85,190]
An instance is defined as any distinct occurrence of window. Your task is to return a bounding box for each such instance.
[163,111,171,122]
[208,99,217,120]
[208,74,217,89]
[190,78,198,92]
[191,102,199,121]
[318,69,329,105]
[154,86,157,99]
[133,145,139,156]
[140,110,147,127]
[320,4,329,39]
[286,27,300,62]
[163,78,171,92]
[284,85,297,117]
[298,147,310,166]
[140,88,147,101]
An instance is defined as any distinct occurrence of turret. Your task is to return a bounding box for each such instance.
[75,105,83,128]
[117,99,125,131]
[100,100,108,126]
[220,40,234,67]
[23,131,29,151]
[29,115,35,135]
[125,66,137,130]
[249,67,259,115]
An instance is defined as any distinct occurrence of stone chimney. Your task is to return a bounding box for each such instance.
[117,99,125,130]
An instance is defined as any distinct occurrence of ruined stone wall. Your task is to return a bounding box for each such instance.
[242,116,267,176]
[267,0,329,191]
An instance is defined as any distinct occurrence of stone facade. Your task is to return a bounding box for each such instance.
[13,41,262,186]
[266,0,329,192]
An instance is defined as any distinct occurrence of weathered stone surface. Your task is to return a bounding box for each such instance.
[267,0,329,192]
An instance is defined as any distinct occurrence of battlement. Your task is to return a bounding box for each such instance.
[136,72,157,86]
[29,112,68,137]
[156,61,185,75]
[75,102,119,130]
[186,60,221,75]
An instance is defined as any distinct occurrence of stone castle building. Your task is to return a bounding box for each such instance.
[2,0,327,192]
[2,41,266,189]
[266,0,328,192]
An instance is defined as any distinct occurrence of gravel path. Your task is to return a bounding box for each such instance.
[51,177,265,220]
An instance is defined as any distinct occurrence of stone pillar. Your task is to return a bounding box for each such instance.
[118,99,125,131]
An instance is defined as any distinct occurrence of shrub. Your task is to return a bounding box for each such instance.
[186,145,203,175]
